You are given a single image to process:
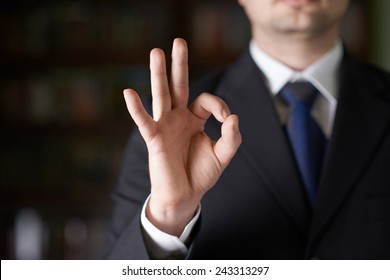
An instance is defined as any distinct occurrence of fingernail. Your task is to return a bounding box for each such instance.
[223,109,230,119]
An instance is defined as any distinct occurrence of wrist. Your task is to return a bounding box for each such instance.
[146,195,199,237]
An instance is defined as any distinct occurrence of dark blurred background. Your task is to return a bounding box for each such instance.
[0,0,388,260]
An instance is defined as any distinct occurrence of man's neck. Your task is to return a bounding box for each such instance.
[252,28,340,71]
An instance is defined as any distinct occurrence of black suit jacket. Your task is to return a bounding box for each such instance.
[102,50,390,260]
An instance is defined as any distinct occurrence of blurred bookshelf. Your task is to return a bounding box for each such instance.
[0,0,250,259]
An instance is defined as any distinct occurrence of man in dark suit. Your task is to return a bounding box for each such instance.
[102,0,390,259]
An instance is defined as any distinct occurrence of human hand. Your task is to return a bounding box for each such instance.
[123,38,241,236]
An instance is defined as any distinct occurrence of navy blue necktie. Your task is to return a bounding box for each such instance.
[281,81,327,206]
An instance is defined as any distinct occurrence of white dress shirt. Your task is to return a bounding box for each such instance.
[139,41,344,259]
[250,40,343,138]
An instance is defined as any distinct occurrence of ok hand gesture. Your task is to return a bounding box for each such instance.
[123,38,241,237]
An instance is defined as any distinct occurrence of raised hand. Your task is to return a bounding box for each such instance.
[123,38,241,237]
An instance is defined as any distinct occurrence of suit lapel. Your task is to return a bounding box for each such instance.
[216,52,311,235]
[308,54,390,251]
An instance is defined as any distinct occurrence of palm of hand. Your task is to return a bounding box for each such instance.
[148,107,222,200]
[123,38,241,236]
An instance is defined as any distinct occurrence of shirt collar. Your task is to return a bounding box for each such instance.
[249,40,343,102]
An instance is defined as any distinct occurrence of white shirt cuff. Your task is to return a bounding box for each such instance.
[140,195,201,259]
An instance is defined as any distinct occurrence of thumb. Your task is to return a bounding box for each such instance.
[213,115,242,169]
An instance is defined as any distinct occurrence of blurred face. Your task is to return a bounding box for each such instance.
[239,0,350,39]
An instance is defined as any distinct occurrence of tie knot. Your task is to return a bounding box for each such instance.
[281,81,319,108]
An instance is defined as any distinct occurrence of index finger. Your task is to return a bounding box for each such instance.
[190,92,231,123]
